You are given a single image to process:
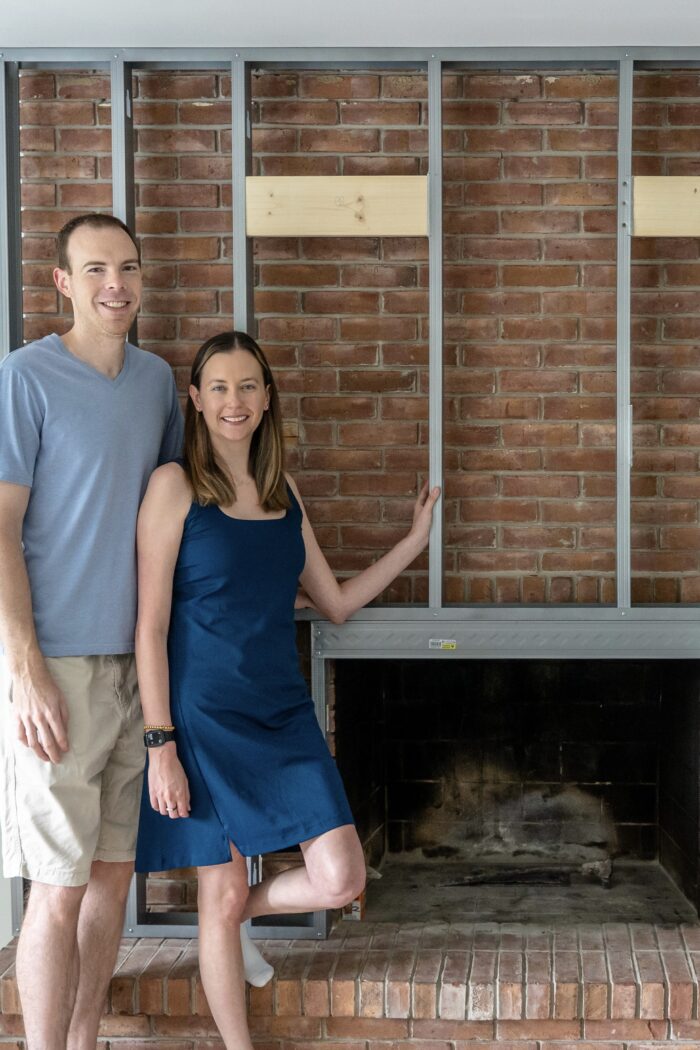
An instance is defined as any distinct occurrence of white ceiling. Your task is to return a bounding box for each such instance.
[1,0,699,49]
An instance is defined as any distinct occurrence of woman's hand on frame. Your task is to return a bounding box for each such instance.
[409,481,441,548]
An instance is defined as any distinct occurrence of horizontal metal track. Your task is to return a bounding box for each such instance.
[313,617,700,659]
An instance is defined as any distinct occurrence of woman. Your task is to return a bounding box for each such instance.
[134,330,440,1048]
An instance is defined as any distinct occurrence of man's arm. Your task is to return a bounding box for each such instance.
[0,482,68,762]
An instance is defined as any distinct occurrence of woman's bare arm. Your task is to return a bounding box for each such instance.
[290,476,440,624]
[135,461,192,818]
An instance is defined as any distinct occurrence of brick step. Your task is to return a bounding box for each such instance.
[3,922,700,1046]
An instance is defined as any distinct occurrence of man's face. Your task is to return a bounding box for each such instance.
[53,225,142,340]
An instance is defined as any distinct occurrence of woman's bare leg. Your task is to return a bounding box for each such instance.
[197,850,254,1050]
[243,824,366,920]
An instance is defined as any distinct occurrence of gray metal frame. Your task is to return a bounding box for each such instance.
[0,60,22,359]
[5,45,700,940]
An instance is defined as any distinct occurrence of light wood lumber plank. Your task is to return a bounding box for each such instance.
[633,176,700,237]
[246,175,428,237]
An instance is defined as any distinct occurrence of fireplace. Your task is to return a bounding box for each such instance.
[332,658,700,924]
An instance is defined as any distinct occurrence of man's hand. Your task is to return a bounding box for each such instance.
[12,665,69,763]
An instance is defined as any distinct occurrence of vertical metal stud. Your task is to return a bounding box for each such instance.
[616,58,634,609]
[0,60,22,357]
[110,57,136,348]
[232,57,254,334]
[110,57,135,229]
[427,58,444,610]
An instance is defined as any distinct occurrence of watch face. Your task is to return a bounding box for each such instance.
[145,729,167,747]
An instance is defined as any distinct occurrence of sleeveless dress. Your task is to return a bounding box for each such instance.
[135,482,354,871]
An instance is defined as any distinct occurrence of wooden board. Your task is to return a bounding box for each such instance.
[633,176,700,237]
[246,175,428,237]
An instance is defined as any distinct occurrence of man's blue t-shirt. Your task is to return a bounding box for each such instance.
[0,333,184,657]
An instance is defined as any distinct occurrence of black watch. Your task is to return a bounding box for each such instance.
[144,728,176,748]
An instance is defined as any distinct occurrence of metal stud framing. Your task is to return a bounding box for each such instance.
[0,60,22,359]
[5,45,700,939]
[232,56,254,333]
[427,58,444,609]
[616,56,634,611]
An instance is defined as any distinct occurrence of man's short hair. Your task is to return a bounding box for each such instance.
[57,213,140,273]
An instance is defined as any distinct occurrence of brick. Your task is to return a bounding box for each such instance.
[442,101,502,125]
[545,238,616,262]
[137,73,217,99]
[581,951,608,1020]
[19,126,55,150]
[506,100,582,124]
[60,183,112,207]
[506,156,581,180]
[137,128,216,152]
[21,155,96,179]
[96,1014,152,1036]
[443,157,501,180]
[501,320,579,346]
[543,74,617,98]
[22,100,96,125]
[584,1020,668,1038]
[497,1020,580,1038]
[545,183,616,206]
[20,72,55,99]
[502,265,578,287]
[553,951,580,1020]
[141,237,220,261]
[299,128,379,152]
[465,129,544,152]
[501,210,579,234]
[326,1017,408,1037]
[121,102,176,130]
[339,317,417,341]
[261,263,338,287]
[133,156,179,180]
[339,100,420,125]
[549,128,617,150]
[22,208,82,233]
[497,951,523,1020]
[382,128,429,153]
[139,184,218,207]
[260,101,338,125]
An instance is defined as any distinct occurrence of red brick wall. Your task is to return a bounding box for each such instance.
[631,72,700,603]
[17,67,700,605]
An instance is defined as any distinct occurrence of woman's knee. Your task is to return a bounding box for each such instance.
[199,872,249,926]
[313,856,366,908]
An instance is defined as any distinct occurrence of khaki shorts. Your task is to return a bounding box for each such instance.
[0,654,145,887]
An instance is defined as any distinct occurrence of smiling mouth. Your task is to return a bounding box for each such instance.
[221,415,248,423]
[100,300,130,309]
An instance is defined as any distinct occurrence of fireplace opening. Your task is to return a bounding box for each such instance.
[333,659,700,925]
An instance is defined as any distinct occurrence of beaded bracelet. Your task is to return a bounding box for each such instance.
[143,724,175,732]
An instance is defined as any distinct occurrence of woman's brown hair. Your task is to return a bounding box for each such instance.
[184,331,290,512]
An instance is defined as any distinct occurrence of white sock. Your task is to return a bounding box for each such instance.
[240,923,274,987]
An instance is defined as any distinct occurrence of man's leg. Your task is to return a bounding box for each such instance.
[66,860,134,1050]
[16,880,87,1050]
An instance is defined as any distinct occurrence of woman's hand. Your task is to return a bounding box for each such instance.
[409,481,441,547]
[148,744,191,819]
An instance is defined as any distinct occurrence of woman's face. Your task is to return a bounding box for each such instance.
[190,349,269,450]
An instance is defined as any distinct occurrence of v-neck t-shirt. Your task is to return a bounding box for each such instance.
[0,333,184,656]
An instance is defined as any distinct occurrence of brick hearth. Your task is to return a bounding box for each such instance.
[4,921,700,1047]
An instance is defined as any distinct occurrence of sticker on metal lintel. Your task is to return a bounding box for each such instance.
[429,638,457,650]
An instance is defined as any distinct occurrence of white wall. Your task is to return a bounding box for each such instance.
[1,0,699,48]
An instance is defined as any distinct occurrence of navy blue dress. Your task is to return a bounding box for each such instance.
[135,482,354,871]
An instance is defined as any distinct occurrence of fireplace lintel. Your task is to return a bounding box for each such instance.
[311,612,700,659]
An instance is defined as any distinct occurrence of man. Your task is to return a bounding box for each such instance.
[0,213,183,1050]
